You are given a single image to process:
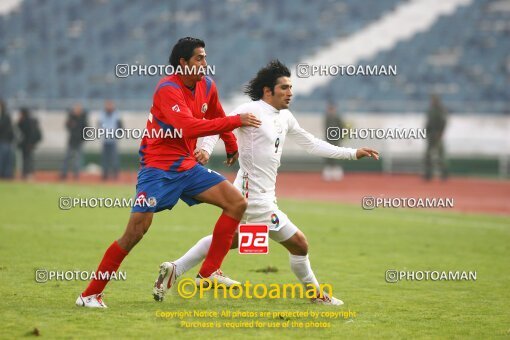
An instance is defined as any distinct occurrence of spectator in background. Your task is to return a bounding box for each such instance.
[424,94,448,181]
[98,100,122,181]
[323,102,346,181]
[0,99,15,179]
[60,103,88,180]
[17,107,42,180]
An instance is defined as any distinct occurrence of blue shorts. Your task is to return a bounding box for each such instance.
[131,164,226,213]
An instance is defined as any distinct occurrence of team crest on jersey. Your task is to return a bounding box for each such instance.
[172,104,180,112]
[134,192,157,208]
[201,103,208,113]
[135,192,147,207]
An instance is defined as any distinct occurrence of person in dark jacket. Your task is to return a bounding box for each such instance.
[17,107,42,180]
[0,99,15,179]
[424,94,448,181]
[61,103,88,180]
[323,102,346,181]
[99,100,122,181]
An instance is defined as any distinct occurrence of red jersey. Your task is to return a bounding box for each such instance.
[139,75,241,171]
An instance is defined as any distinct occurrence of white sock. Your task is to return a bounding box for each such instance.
[289,254,321,291]
[173,235,212,277]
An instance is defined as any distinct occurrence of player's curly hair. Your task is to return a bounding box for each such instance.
[169,37,205,68]
[244,60,291,101]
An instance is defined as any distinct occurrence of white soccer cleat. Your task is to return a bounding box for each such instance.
[311,294,344,306]
[76,293,108,308]
[153,262,177,302]
[195,269,241,289]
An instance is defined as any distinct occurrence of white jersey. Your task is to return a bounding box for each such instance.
[201,100,357,206]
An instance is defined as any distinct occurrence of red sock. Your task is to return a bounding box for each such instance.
[82,240,128,296]
[199,213,239,277]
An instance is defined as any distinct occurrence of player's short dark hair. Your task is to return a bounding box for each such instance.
[244,60,291,101]
[169,37,205,68]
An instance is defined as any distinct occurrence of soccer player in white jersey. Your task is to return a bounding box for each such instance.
[153,60,379,305]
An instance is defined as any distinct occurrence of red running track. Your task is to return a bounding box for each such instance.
[11,171,510,216]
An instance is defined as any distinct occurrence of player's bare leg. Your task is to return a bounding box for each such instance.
[117,212,154,251]
[194,180,247,220]
[77,212,153,308]
[280,230,343,306]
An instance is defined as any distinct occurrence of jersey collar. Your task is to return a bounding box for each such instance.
[174,75,198,96]
[258,99,279,114]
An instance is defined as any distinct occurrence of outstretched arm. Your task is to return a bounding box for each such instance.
[288,113,379,160]
[155,87,260,139]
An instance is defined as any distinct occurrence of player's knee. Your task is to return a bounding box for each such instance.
[233,196,247,213]
[283,231,309,256]
[237,197,248,213]
[225,196,247,216]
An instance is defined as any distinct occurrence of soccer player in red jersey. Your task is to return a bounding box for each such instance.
[76,37,261,308]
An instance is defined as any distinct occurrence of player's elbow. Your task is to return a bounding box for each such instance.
[305,146,318,155]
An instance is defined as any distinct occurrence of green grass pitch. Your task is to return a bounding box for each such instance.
[0,182,509,338]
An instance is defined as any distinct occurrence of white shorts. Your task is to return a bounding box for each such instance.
[240,200,299,243]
